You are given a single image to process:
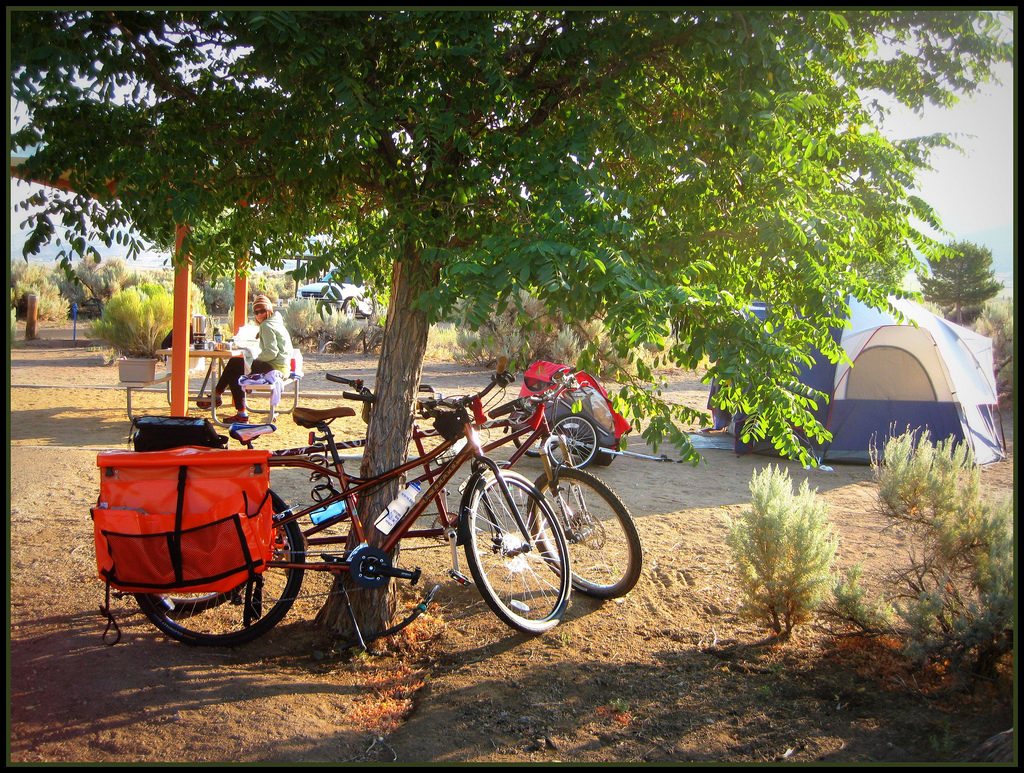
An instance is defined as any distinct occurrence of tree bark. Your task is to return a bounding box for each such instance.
[314,247,432,640]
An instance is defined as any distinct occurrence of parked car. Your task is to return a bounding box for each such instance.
[296,280,373,318]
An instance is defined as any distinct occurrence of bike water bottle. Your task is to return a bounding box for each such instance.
[374,481,422,535]
[310,498,347,526]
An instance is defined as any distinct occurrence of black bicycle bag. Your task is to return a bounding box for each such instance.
[131,416,228,452]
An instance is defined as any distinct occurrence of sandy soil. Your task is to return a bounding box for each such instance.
[8,324,1015,763]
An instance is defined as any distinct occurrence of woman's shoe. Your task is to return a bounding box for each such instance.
[197,395,223,409]
[222,413,249,424]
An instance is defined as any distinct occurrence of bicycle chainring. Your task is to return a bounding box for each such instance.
[347,544,393,589]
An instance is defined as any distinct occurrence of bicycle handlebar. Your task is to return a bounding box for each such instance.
[327,372,363,389]
[326,372,438,405]
[343,390,374,403]
[417,357,511,416]
[325,359,515,418]
[488,399,521,418]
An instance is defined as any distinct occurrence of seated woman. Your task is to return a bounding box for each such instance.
[198,295,293,423]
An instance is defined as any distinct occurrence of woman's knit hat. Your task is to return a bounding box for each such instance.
[252,295,274,313]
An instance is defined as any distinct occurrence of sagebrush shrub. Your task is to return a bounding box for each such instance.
[282,298,360,352]
[870,431,1013,678]
[727,465,838,635]
[10,261,69,322]
[201,276,237,314]
[452,289,642,375]
[454,302,531,367]
[88,285,174,357]
[60,256,133,302]
[972,299,1013,406]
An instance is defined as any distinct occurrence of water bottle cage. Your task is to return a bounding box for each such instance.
[311,483,339,503]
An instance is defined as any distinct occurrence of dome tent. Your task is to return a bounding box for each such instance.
[720,297,1005,465]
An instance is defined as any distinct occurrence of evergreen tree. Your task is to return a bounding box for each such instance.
[920,240,1003,325]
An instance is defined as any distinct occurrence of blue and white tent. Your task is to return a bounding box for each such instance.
[721,297,1005,464]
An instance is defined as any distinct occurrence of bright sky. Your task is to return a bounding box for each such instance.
[875,61,1015,239]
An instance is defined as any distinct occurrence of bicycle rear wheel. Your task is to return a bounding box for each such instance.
[135,493,306,646]
[463,471,571,633]
[534,468,642,599]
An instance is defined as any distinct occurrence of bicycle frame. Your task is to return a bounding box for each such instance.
[414,400,554,473]
[132,365,577,647]
[265,401,542,577]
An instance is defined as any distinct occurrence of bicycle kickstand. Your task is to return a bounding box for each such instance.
[341,585,371,653]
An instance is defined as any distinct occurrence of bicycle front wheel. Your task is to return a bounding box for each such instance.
[463,471,571,634]
[135,501,306,647]
[534,468,642,599]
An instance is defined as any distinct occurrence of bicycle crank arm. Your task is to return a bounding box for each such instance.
[381,565,422,584]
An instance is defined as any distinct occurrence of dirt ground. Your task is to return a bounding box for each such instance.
[8,324,1015,763]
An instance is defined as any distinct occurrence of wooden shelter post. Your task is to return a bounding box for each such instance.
[233,269,249,335]
[169,225,192,417]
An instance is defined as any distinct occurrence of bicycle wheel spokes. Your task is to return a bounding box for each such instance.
[550,415,599,468]
[135,519,306,646]
[465,471,570,633]
[537,467,642,599]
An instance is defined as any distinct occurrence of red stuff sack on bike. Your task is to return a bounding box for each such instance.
[91,447,274,594]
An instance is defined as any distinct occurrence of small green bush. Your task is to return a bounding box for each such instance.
[972,299,1013,406]
[872,431,1013,678]
[452,290,640,376]
[823,562,895,634]
[281,298,360,352]
[727,465,838,636]
[10,261,70,322]
[88,285,174,357]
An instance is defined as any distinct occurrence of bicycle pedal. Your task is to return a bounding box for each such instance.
[448,569,474,586]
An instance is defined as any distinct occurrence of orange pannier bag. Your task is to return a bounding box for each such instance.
[92,447,275,594]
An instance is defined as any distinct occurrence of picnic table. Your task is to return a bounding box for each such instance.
[121,347,300,425]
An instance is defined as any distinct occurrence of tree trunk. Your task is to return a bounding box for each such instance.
[314,249,432,640]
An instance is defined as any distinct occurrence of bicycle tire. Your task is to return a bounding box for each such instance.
[135,491,306,646]
[462,470,571,633]
[516,414,602,465]
[549,414,599,468]
[534,467,642,599]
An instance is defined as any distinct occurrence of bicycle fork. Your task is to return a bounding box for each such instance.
[539,433,572,485]
[538,434,599,547]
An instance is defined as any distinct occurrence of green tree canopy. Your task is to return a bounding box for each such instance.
[919,240,1004,325]
[12,10,1012,637]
